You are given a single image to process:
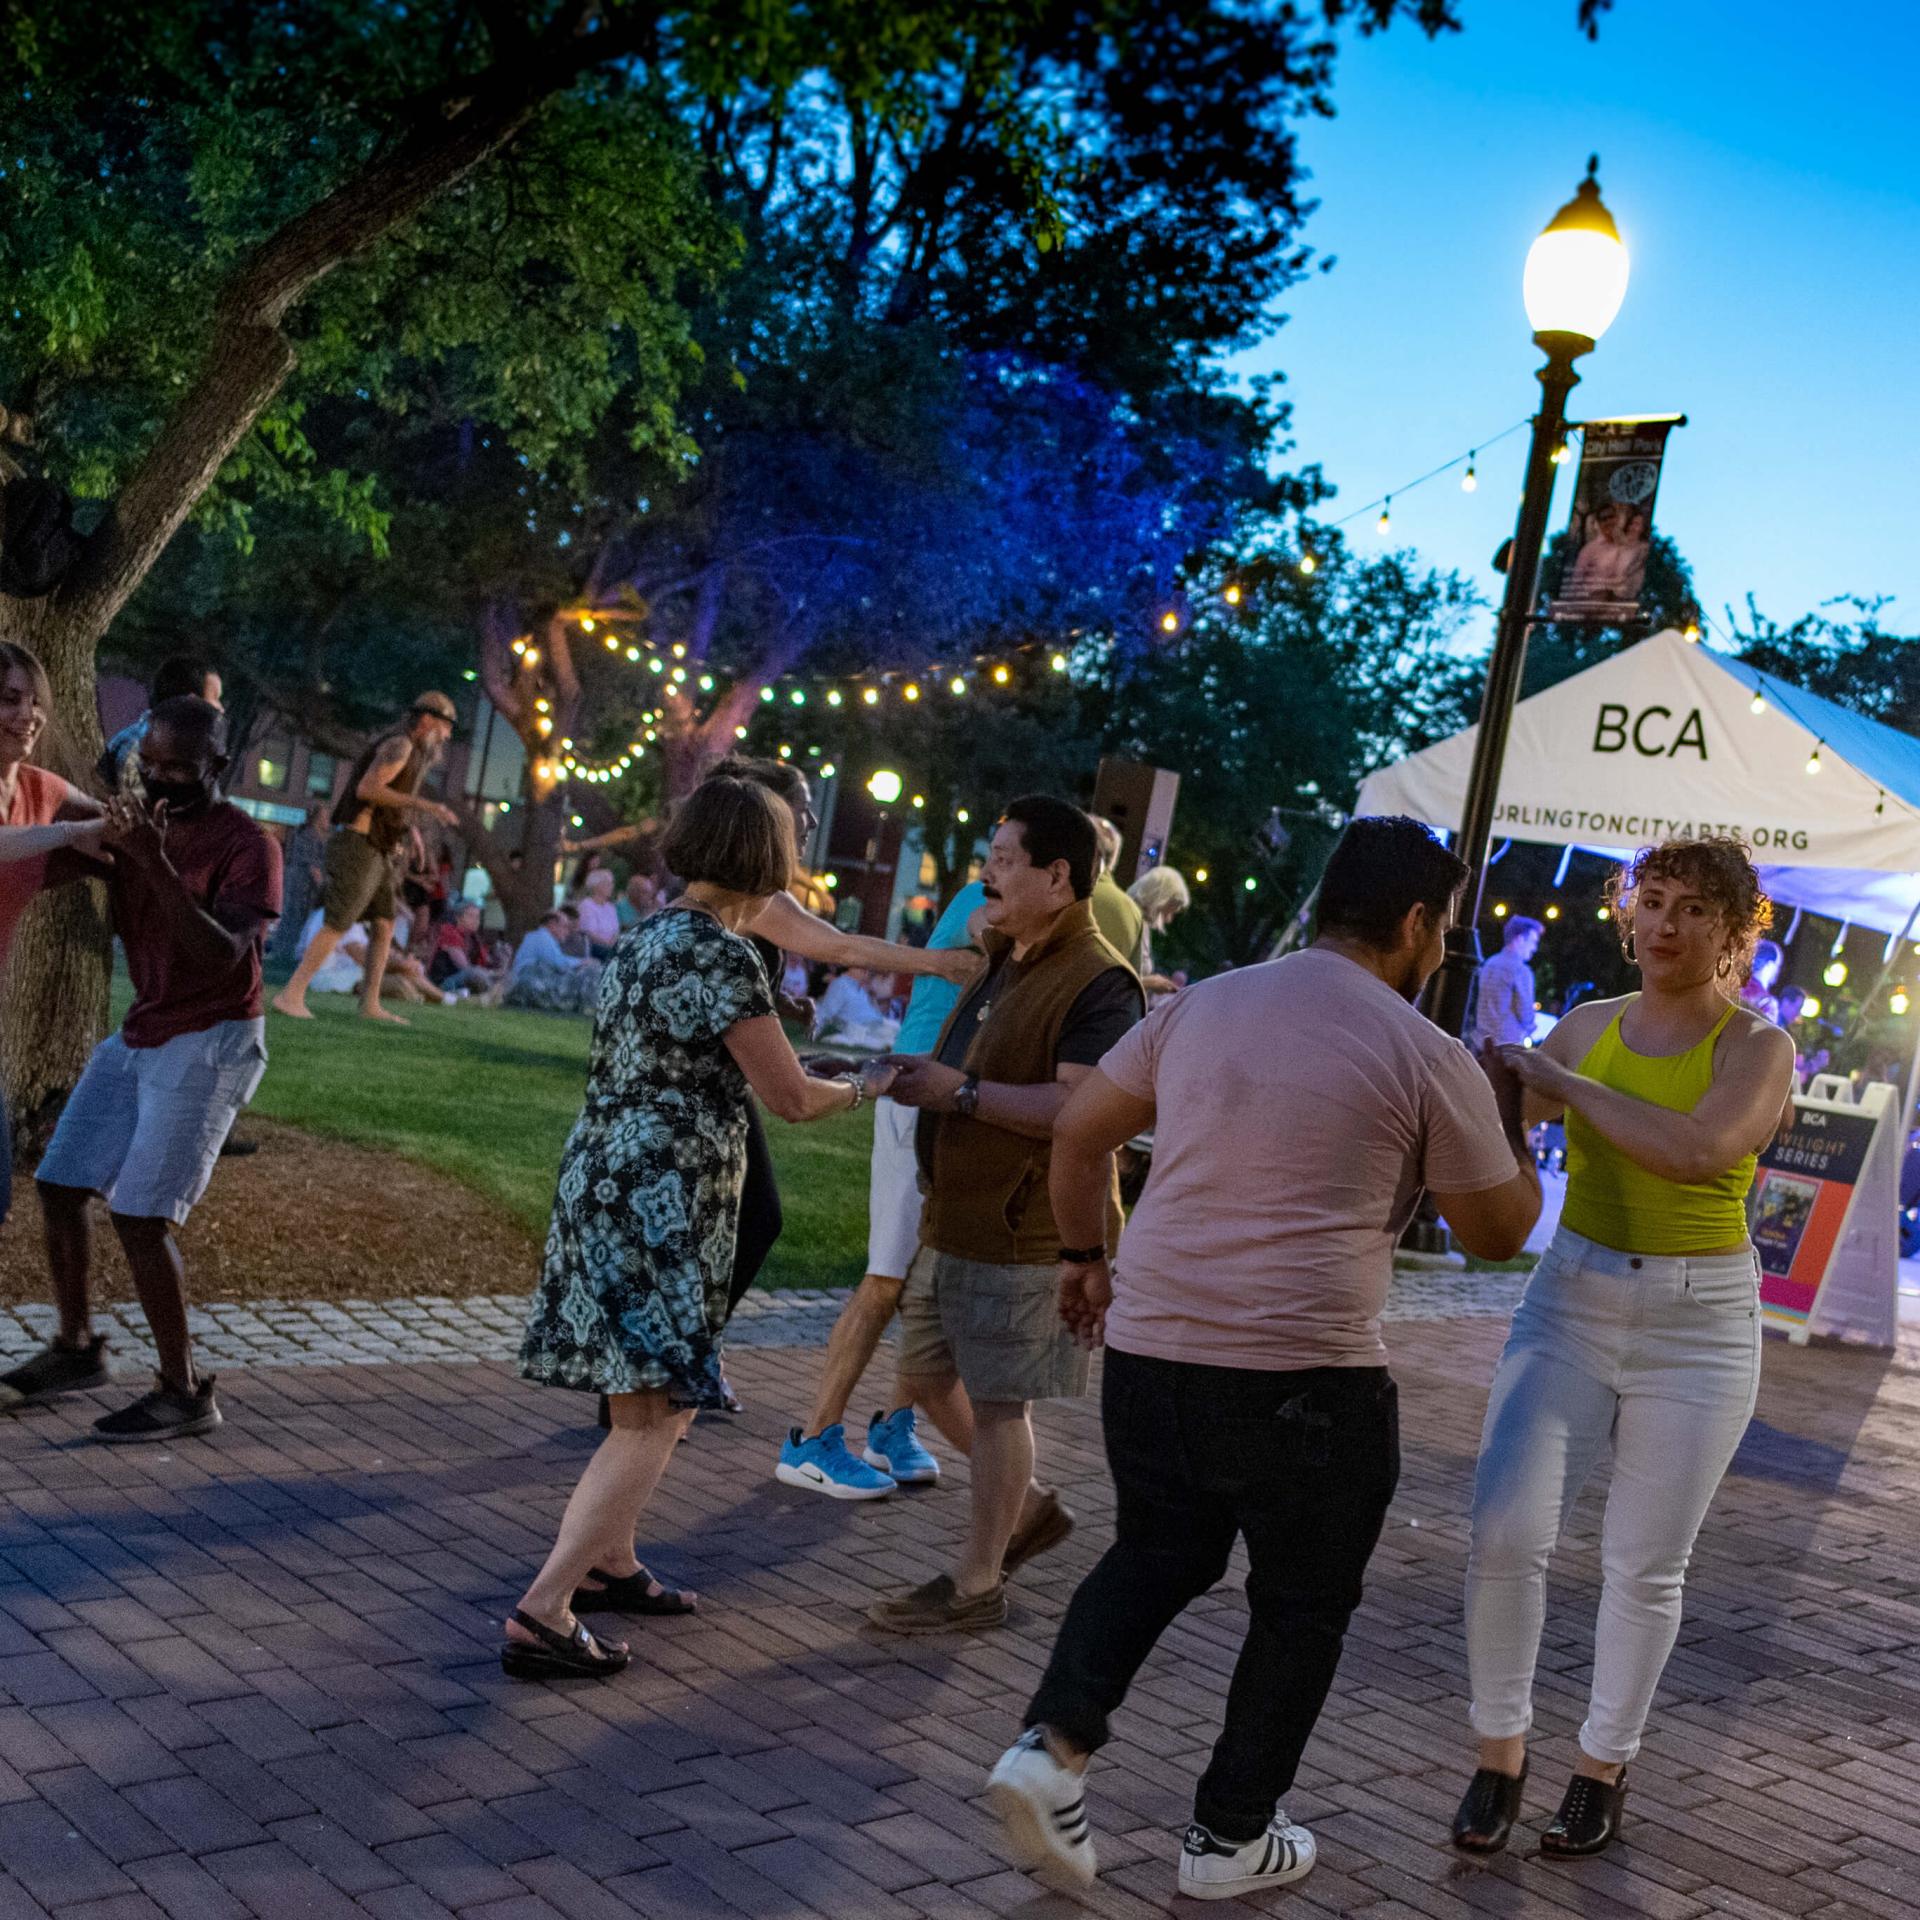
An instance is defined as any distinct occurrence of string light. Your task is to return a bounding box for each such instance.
[523,647,540,666]
[827,689,843,707]
[625,646,641,662]
[1824,959,1848,987]
[1194,867,1209,883]
[579,617,595,632]
[1545,905,1561,920]
[1893,989,1912,1017]
[956,807,970,824]
[992,664,1012,684]
[1243,876,1257,892]
[1597,906,1612,921]
[1377,498,1392,536]
[1159,611,1180,634]
[1462,455,1478,492]
[949,675,968,696]
[903,683,921,702]
[1806,743,1823,775]
[1801,994,1823,1020]
[647,657,663,674]
[1750,690,1767,714]
[1298,552,1317,576]
[1492,902,1509,918]
[760,687,775,703]
[863,687,880,706]
[1050,652,1069,672]
[821,762,836,779]
[698,673,715,691]
[604,634,620,652]
[1223,583,1242,606]
[1683,622,1701,643]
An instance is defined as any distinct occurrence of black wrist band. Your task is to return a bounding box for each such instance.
[1057,1244,1107,1265]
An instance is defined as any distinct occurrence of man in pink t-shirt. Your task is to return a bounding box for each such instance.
[985,816,1541,1902]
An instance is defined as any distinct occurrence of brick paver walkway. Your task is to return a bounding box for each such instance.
[2,1322,1916,1918]
[0,1270,1532,1374]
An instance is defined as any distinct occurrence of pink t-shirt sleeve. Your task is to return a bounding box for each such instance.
[1097,994,1165,1099]
[1421,1040,1522,1193]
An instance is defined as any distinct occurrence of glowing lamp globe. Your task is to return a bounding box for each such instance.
[1523,158,1629,347]
[866,769,903,805]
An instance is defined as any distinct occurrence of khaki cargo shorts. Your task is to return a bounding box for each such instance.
[897,1245,1090,1405]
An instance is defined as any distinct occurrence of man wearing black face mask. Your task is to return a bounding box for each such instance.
[4,697,282,1442]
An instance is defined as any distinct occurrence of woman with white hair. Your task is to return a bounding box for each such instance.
[1128,865,1191,997]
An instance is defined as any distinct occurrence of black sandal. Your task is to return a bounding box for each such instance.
[499,1608,630,1680]
[1541,1769,1627,1856]
[1451,1760,1528,1853]
[572,1566,697,1616]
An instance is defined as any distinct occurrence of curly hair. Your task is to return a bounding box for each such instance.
[1603,837,1773,986]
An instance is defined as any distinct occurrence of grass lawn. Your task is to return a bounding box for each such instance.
[242,999,875,1290]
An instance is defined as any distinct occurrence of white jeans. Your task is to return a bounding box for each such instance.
[1465,1226,1761,1764]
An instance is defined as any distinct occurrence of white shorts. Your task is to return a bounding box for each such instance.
[36,1020,268,1225]
[865,1095,926,1281]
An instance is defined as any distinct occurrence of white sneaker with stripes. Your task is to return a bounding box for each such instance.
[986,1728,1096,1887]
[1178,1808,1316,1899]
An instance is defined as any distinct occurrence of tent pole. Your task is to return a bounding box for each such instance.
[1833,896,1920,1058]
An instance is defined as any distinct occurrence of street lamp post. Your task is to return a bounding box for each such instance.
[1426,157,1630,1039]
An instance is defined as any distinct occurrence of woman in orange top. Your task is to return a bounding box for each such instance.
[0,642,106,1227]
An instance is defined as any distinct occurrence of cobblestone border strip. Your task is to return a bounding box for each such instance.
[0,1270,1527,1373]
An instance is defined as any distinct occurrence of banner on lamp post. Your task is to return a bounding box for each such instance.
[1544,415,1684,626]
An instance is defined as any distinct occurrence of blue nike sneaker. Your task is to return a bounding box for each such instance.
[864,1406,940,1485]
[776,1424,895,1500]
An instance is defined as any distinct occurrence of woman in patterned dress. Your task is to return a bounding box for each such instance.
[503,777,876,1680]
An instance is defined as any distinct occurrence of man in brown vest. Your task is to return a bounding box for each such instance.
[272,692,459,1024]
[871,796,1143,1634]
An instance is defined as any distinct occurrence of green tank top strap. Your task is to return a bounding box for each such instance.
[1561,994,1757,1256]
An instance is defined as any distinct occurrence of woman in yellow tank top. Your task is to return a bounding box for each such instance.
[1451,838,1794,1860]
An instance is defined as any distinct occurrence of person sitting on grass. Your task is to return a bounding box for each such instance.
[429,900,507,998]
[503,908,602,1013]
[0,697,281,1442]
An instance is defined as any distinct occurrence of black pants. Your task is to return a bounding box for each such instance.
[1027,1348,1400,1843]
[724,1103,783,1320]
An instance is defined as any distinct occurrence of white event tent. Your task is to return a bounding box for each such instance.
[1356,627,1920,938]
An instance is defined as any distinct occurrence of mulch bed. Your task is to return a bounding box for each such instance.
[0,1116,539,1306]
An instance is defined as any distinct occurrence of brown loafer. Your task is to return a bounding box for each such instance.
[1004,1492,1075,1575]
[867,1574,1008,1636]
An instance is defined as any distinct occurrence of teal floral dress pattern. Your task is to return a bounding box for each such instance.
[520,907,775,1408]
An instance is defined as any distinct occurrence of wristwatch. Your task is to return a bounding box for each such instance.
[1057,1244,1107,1265]
[951,1071,981,1118]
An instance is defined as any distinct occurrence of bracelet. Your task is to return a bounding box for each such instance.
[842,1076,863,1111]
[1057,1243,1107,1265]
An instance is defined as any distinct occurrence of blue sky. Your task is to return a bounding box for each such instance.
[1231,0,1920,644]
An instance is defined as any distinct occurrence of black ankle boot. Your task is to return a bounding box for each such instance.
[1451,1760,1527,1853]
[1541,1769,1627,1856]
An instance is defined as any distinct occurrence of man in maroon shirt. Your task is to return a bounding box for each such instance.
[0,697,282,1442]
